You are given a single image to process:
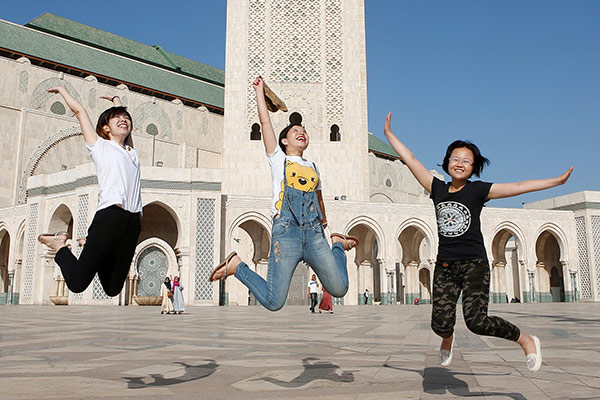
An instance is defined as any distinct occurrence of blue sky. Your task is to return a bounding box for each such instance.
[3,1,598,208]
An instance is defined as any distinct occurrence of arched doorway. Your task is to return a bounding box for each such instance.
[347,223,382,305]
[139,203,179,248]
[227,216,271,306]
[536,231,564,302]
[397,224,433,305]
[491,227,525,303]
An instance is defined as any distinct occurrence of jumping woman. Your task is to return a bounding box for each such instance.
[383,112,572,372]
[209,77,358,311]
[38,86,141,297]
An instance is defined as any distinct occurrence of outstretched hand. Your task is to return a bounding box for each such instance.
[384,112,395,138]
[557,166,574,185]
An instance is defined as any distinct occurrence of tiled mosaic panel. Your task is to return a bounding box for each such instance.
[269,0,322,83]
[246,0,344,134]
[325,0,344,131]
[575,217,591,298]
[71,194,89,299]
[22,203,38,301]
[19,70,28,93]
[131,102,173,140]
[247,0,267,122]
[195,198,215,300]
[592,216,600,296]
[136,246,167,297]
[92,274,110,299]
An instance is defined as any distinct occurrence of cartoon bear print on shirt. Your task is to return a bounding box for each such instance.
[275,160,319,212]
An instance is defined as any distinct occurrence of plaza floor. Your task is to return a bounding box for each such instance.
[0,302,599,400]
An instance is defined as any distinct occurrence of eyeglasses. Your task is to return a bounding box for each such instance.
[449,157,473,166]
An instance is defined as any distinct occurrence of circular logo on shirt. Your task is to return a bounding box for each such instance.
[436,201,471,237]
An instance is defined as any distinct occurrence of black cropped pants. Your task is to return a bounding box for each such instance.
[55,205,141,297]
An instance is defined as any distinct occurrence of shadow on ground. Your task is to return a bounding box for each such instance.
[124,360,218,389]
[384,363,526,400]
[254,357,355,388]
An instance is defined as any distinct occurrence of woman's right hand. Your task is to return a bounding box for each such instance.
[253,76,264,92]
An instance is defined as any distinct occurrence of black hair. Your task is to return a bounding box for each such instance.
[96,106,133,145]
[441,140,490,178]
[278,123,302,153]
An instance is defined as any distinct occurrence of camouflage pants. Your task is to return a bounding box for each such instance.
[431,259,520,341]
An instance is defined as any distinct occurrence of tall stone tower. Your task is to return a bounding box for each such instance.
[223,0,369,202]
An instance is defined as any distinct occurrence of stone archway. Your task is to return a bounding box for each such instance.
[491,226,526,303]
[139,202,180,248]
[397,223,434,305]
[227,215,271,306]
[45,205,74,301]
[347,222,383,305]
[536,230,564,302]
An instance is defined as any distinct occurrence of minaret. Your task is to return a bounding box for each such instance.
[223,0,369,202]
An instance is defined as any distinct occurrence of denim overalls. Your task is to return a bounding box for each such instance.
[234,160,349,311]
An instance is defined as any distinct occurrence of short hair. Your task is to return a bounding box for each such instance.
[96,106,133,143]
[278,124,302,153]
[441,140,490,178]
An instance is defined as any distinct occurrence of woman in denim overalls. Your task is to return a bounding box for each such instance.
[210,77,358,311]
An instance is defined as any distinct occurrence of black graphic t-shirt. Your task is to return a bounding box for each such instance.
[430,177,493,261]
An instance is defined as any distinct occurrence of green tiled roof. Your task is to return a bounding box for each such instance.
[0,15,224,109]
[25,13,224,86]
[368,133,401,159]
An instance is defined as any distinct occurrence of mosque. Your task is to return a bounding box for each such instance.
[0,1,598,308]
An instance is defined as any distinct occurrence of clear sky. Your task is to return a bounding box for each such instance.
[3,1,598,208]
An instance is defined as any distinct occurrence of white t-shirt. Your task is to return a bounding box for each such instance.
[266,147,321,218]
[308,279,318,294]
[85,137,142,213]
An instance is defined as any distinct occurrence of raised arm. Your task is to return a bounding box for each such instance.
[488,167,573,200]
[48,86,97,145]
[252,77,277,154]
[384,113,434,193]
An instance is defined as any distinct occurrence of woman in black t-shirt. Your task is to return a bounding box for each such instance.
[384,113,573,373]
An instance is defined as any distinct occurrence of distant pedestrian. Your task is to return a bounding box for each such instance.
[308,274,319,313]
[160,277,174,314]
[364,288,370,305]
[319,287,333,314]
[172,276,185,314]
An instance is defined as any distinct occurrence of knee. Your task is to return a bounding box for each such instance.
[325,282,348,298]
[101,284,123,297]
[66,283,88,294]
[465,315,488,335]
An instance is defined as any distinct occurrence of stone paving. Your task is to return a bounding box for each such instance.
[0,302,599,399]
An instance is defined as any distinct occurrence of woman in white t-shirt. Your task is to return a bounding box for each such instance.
[38,86,142,297]
[209,77,358,311]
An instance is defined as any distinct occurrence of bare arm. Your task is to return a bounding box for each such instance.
[316,190,327,228]
[48,86,97,145]
[252,77,277,154]
[488,166,574,200]
[384,113,434,193]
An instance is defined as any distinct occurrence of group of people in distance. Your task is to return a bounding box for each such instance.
[39,76,572,374]
[160,276,185,315]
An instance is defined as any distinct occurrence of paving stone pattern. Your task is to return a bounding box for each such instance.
[0,303,599,399]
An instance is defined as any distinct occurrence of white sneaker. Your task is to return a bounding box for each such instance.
[440,340,454,367]
[526,335,542,372]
